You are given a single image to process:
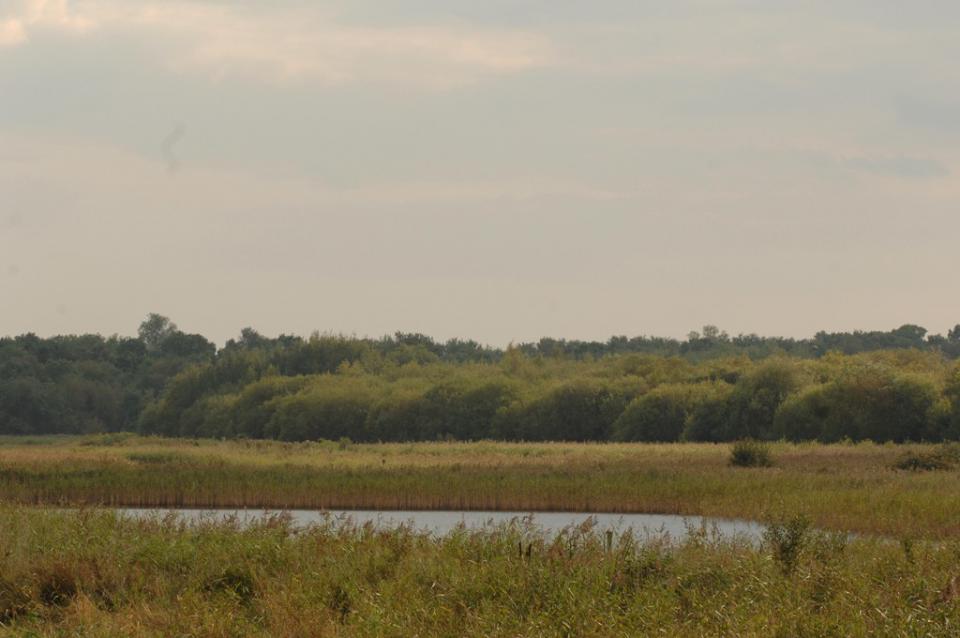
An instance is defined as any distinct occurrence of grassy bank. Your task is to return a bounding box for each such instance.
[0,507,958,637]
[1,436,959,539]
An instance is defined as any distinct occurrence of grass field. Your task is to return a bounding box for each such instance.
[1,506,959,637]
[1,435,959,538]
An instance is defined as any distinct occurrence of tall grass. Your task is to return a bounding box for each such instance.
[0,507,957,636]
[1,436,959,538]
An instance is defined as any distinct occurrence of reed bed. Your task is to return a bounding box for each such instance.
[0,506,958,637]
[1,436,959,538]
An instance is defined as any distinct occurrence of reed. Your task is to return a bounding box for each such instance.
[0,506,958,637]
[1,436,959,538]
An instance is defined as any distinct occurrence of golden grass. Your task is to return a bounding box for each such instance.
[1,436,958,538]
[0,506,959,637]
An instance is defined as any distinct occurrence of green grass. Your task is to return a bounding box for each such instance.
[1,436,960,538]
[0,506,957,637]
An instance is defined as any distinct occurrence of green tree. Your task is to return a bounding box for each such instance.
[138,314,178,353]
[721,360,799,440]
[613,385,688,442]
[948,325,960,343]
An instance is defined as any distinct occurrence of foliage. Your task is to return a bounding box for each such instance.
[763,514,812,574]
[729,440,774,467]
[613,384,691,442]
[3,317,960,443]
[894,443,960,471]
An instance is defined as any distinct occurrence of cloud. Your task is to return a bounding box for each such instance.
[23,0,94,30]
[0,133,627,219]
[0,0,94,45]
[163,12,552,86]
[897,98,960,135]
[0,1,553,87]
[0,18,25,46]
[846,155,950,179]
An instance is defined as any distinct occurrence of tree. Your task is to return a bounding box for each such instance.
[702,325,724,341]
[240,328,266,348]
[721,360,799,440]
[613,385,689,442]
[892,324,928,347]
[159,332,216,359]
[949,325,960,343]
[138,314,178,353]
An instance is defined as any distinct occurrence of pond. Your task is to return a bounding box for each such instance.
[117,509,765,541]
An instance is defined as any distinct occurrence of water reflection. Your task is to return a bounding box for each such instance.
[118,509,764,541]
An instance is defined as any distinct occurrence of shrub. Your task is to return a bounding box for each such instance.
[203,567,256,603]
[894,443,960,471]
[773,385,830,442]
[126,451,187,465]
[36,564,78,607]
[774,366,940,443]
[729,440,773,468]
[229,376,312,439]
[365,382,429,441]
[263,377,378,441]
[821,367,939,443]
[947,366,960,440]
[722,359,799,441]
[682,382,735,442]
[764,514,811,574]
[78,432,135,447]
[0,578,29,622]
[420,378,519,441]
[517,381,624,442]
[612,384,689,442]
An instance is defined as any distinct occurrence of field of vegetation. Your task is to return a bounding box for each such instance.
[3,315,960,446]
[2,436,959,539]
[4,319,960,635]
[1,506,959,637]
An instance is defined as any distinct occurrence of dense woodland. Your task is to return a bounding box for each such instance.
[2,314,960,443]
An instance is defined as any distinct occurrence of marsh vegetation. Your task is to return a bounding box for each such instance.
[0,507,958,637]
[1,436,959,539]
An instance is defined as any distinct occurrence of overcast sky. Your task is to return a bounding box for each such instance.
[1,1,958,345]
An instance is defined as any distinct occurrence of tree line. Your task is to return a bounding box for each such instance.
[2,314,959,442]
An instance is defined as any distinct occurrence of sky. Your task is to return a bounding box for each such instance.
[1,0,958,346]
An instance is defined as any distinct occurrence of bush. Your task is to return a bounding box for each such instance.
[35,563,78,607]
[773,385,830,442]
[0,578,29,622]
[729,440,773,468]
[721,360,799,440]
[682,382,735,442]
[612,385,689,442]
[893,444,960,471]
[773,366,940,443]
[203,567,256,603]
[517,381,625,442]
[820,367,939,443]
[420,378,518,441]
[365,383,429,441]
[231,376,311,439]
[947,366,960,440]
[263,377,378,441]
[764,514,811,574]
[126,452,187,465]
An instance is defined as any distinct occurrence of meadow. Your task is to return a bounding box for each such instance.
[1,505,959,637]
[1,435,959,539]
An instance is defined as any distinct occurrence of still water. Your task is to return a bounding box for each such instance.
[118,509,764,541]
